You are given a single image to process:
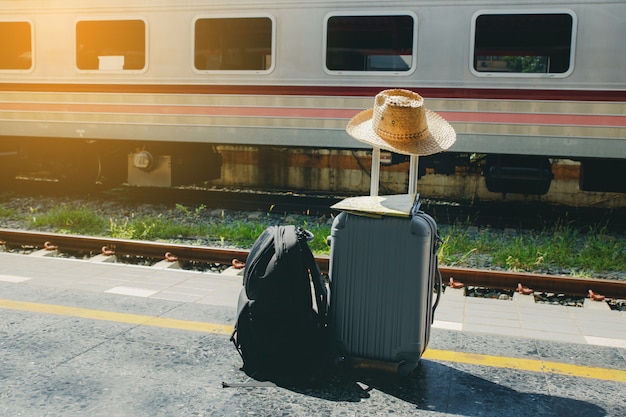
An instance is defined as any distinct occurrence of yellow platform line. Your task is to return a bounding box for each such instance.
[2,298,625,383]
[422,349,626,383]
[0,298,233,335]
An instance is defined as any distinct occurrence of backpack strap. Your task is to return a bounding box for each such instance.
[230,288,250,360]
[243,226,277,299]
[222,381,277,388]
[297,232,329,319]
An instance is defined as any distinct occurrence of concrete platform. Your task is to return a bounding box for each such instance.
[2,252,624,348]
[1,252,625,416]
[435,287,626,348]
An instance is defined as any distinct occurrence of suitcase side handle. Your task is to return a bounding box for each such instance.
[432,261,443,323]
[431,232,443,322]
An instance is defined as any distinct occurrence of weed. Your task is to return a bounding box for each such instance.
[0,204,18,219]
[175,204,191,217]
[30,205,107,235]
[175,203,207,220]
[110,215,208,240]
[109,218,135,239]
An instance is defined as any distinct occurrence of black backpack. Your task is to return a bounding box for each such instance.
[231,225,330,382]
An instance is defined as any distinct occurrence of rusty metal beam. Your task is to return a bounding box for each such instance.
[1,228,624,298]
[436,266,626,298]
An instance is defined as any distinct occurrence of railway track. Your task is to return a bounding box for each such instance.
[7,181,626,230]
[1,228,625,300]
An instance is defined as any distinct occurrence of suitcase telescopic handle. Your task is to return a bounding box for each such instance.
[370,147,419,197]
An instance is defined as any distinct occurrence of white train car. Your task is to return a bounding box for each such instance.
[0,0,624,203]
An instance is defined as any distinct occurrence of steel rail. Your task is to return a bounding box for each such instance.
[1,228,625,298]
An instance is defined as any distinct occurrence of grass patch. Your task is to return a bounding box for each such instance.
[203,219,331,253]
[108,215,210,240]
[30,205,108,235]
[2,200,624,278]
[438,223,626,277]
[578,229,626,272]
[0,203,20,219]
[205,221,268,248]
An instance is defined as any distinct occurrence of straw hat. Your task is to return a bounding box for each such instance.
[346,89,456,156]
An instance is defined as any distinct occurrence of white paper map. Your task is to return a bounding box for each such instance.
[330,194,419,218]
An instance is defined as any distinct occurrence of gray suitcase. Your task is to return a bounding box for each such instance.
[328,151,442,375]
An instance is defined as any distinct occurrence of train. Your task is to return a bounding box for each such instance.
[0,0,625,206]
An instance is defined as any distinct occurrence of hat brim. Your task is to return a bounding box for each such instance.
[346,107,456,156]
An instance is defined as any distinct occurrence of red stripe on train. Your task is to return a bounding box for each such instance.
[0,83,625,102]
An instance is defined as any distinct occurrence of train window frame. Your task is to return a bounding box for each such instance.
[75,17,148,73]
[323,11,417,76]
[470,9,577,78]
[0,19,34,73]
[192,14,276,75]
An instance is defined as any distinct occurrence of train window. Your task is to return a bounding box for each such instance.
[325,14,415,73]
[0,21,32,70]
[194,17,273,72]
[76,20,146,71]
[472,12,575,76]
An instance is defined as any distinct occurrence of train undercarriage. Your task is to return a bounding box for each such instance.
[211,146,626,208]
[1,139,625,208]
[0,138,222,189]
